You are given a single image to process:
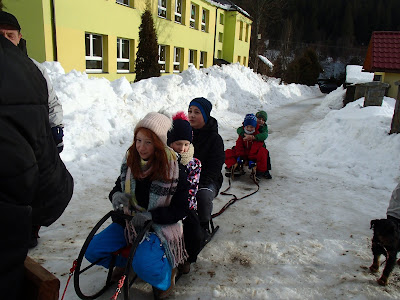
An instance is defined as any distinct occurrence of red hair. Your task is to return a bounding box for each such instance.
[127,128,170,181]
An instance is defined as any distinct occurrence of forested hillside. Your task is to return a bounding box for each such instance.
[232,0,400,79]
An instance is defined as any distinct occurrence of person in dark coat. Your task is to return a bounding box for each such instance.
[0,34,74,299]
[0,9,66,247]
[188,97,225,231]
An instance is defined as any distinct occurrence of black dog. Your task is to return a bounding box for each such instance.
[370,218,400,285]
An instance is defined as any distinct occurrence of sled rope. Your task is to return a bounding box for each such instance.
[61,259,77,300]
[212,174,259,218]
[110,275,126,300]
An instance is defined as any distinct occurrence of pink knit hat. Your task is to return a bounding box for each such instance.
[134,112,172,144]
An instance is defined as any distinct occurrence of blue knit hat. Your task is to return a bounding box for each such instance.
[189,97,212,123]
[243,114,257,128]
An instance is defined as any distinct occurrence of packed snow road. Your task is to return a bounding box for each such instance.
[31,95,400,299]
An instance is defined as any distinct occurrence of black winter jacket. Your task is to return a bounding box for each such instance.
[192,117,225,192]
[0,36,73,298]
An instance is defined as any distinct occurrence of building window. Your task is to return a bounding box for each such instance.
[85,33,103,73]
[373,74,382,82]
[220,13,224,25]
[218,32,223,43]
[239,21,243,40]
[117,38,130,73]
[238,55,241,63]
[158,0,167,19]
[201,9,207,32]
[243,56,247,66]
[245,24,249,42]
[173,47,181,73]
[200,51,206,68]
[189,49,195,67]
[190,4,196,29]
[158,45,166,73]
[217,50,222,59]
[175,0,182,23]
[116,0,129,5]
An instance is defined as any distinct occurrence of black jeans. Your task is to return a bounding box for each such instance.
[196,182,218,224]
[183,210,204,263]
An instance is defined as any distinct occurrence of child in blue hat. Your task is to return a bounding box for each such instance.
[225,114,271,181]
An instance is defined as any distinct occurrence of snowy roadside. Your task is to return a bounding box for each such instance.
[27,63,400,299]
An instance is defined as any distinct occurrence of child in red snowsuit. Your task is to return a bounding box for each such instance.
[225,114,270,179]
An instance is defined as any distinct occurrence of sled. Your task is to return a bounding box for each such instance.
[73,210,219,300]
[73,211,152,300]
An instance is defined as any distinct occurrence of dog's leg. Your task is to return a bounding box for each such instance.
[370,242,384,273]
[378,250,397,286]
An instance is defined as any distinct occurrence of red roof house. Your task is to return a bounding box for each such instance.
[363,31,400,98]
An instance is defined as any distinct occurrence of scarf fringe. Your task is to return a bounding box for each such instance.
[161,222,188,267]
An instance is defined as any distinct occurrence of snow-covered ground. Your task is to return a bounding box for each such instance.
[30,63,400,299]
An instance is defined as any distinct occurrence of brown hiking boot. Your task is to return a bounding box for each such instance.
[111,266,125,282]
[154,268,178,299]
[178,261,190,274]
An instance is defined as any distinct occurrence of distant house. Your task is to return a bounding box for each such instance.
[3,0,252,82]
[363,31,400,98]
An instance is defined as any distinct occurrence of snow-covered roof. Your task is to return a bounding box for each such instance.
[346,65,374,84]
[206,0,251,19]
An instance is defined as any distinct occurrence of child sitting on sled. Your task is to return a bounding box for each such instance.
[226,113,271,181]
[236,110,272,179]
[167,111,204,275]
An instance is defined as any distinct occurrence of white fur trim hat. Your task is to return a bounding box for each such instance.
[134,112,172,144]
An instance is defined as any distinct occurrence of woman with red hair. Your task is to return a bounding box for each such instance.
[85,112,190,299]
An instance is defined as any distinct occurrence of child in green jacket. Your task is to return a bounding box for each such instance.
[236,110,272,178]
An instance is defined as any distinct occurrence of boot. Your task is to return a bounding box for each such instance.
[178,261,190,274]
[264,170,272,179]
[28,225,41,249]
[111,266,125,282]
[154,268,178,299]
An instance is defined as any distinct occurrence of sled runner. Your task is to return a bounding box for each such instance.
[73,210,219,300]
[73,211,152,300]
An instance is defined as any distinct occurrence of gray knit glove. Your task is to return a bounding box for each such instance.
[111,192,131,211]
[130,212,152,228]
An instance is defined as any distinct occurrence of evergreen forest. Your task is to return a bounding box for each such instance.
[232,0,400,84]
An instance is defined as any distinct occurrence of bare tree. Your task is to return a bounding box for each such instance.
[236,0,287,73]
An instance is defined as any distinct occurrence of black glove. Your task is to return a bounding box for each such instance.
[130,212,152,228]
[111,192,131,211]
[51,126,64,153]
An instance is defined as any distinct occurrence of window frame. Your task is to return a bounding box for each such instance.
[175,0,182,23]
[173,47,181,73]
[218,32,223,43]
[158,45,166,73]
[189,49,195,67]
[201,9,207,32]
[116,0,129,6]
[85,33,103,73]
[158,0,167,19]
[117,38,130,73]
[200,51,205,68]
[190,3,196,29]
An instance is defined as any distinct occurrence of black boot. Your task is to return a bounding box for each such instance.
[28,225,41,249]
